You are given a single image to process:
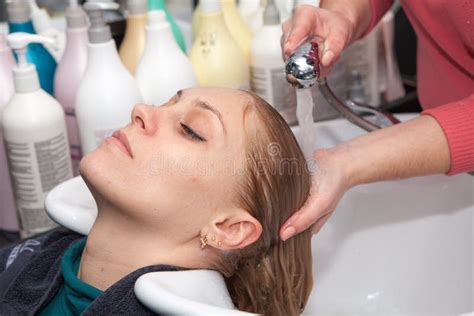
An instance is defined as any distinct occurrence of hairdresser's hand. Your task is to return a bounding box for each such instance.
[281,1,374,76]
[280,147,353,240]
[281,5,355,76]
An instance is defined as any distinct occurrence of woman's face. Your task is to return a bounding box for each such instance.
[80,88,256,239]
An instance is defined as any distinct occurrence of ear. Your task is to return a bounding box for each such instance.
[204,209,262,250]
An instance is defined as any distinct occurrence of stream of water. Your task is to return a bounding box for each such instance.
[296,88,316,161]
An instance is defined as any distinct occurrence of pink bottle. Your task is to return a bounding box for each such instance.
[0,33,20,234]
[54,0,88,175]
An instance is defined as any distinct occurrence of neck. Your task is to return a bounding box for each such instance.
[77,202,214,291]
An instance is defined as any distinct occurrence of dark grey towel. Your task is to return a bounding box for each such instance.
[0,228,183,315]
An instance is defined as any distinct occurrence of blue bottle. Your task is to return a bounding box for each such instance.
[7,0,56,95]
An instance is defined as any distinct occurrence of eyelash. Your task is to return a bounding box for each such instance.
[180,122,206,142]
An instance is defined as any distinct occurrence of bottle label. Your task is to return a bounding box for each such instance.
[250,66,297,125]
[6,132,73,238]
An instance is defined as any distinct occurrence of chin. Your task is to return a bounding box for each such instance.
[79,144,151,216]
[80,145,105,178]
[79,145,121,201]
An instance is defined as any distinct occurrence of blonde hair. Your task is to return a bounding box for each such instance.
[219,92,313,315]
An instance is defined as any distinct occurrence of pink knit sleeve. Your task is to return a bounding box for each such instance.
[360,0,393,38]
[421,94,474,175]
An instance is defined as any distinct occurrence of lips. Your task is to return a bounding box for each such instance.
[111,130,133,158]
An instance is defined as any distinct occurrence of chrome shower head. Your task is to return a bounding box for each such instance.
[285,39,321,89]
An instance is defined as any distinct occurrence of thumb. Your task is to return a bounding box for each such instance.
[310,212,332,235]
[280,193,326,241]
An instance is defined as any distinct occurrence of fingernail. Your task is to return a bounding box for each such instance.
[281,226,296,241]
[322,50,334,66]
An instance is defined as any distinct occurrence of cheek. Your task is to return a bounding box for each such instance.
[132,140,230,212]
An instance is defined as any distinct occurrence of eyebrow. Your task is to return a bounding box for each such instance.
[177,90,227,135]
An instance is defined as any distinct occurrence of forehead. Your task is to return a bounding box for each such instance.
[182,87,253,111]
[182,87,256,130]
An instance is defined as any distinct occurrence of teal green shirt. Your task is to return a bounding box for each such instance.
[39,239,103,315]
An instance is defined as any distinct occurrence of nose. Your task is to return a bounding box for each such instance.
[131,104,157,135]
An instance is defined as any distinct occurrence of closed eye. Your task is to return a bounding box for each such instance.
[180,122,206,142]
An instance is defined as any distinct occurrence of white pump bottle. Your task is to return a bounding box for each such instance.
[136,10,197,106]
[2,33,73,238]
[76,1,143,154]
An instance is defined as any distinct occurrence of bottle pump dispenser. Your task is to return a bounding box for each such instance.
[28,0,65,61]
[7,32,55,92]
[6,0,57,95]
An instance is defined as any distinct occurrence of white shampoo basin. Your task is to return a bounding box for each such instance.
[45,114,473,315]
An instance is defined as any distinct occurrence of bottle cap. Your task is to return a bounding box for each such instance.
[7,32,55,92]
[83,1,119,44]
[66,0,88,29]
[127,0,147,15]
[6,0,31,24]
[263,0,280,25]
[200,0,221,14]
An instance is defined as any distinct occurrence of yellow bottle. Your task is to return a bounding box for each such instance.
[192,0,252,61]
[221,0,252,60]
[191,5,202,41]
[119,0,147,74]
[189,0,249,89]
